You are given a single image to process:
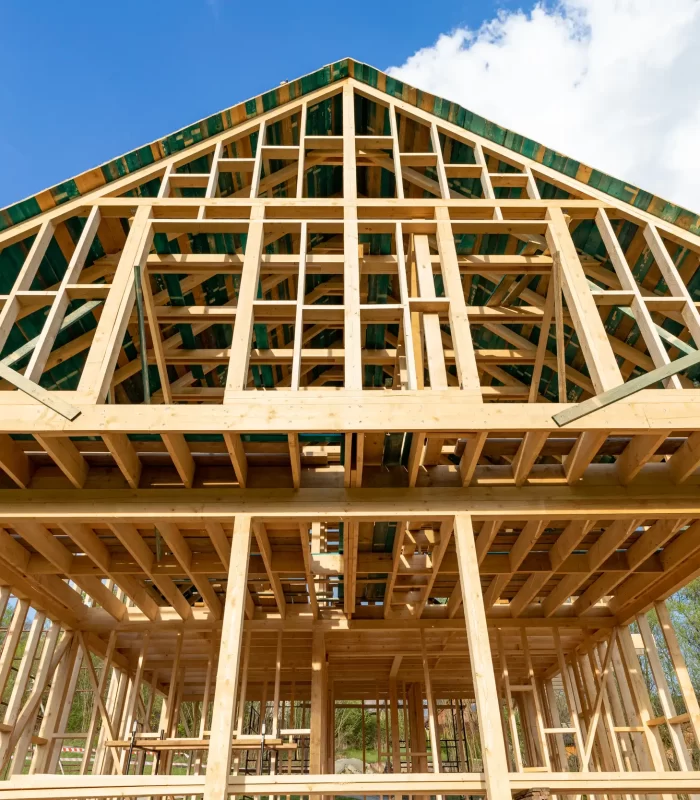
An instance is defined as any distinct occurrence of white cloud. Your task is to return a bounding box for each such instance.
[387,0,700,211]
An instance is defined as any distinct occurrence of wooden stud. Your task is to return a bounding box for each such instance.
[204,514,252,800]
[453,514,511,800]
[309,628,327,773]
[225,205,266,394]
[253,520,286,617]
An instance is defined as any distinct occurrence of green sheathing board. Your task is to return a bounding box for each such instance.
[3,58,699,236]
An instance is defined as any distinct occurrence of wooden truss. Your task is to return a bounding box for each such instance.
[0,69,699,799]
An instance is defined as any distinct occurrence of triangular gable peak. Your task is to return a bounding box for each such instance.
[0,62,698,417]
[1,58,699,240]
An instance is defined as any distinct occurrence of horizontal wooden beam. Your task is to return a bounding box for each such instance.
[0,485,697,522]
[23,548,661,580]
[0,771,699,799]
[0,390,698,433]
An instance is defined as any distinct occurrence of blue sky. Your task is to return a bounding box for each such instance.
[0,0,516,208]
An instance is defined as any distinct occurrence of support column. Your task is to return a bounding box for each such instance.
[327,680,335,774]
[389,677,401,773]
[453,513,511,800]
[342,82,362,391]
[309,627,327,773]
[420,631,442,773]
[119,631,151,772]
[407,682,427,774]
[194,646,215,777]
[204,514,253,800]
[434,207,481,392]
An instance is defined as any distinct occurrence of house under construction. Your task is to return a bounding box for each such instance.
[0,58,699,799]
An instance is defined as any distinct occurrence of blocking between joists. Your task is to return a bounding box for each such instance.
[2,425,699,493]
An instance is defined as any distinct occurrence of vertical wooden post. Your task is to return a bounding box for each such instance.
[452,698,468,771]
[361,698,366,773]
[328,680,336,774]
[515,694,537,767]
[395,222,417,390]
[194,639,216,777]
[655,599,700,748]
[434,207,482,392]
[407,682,427,773]
[120,631,151,772]
[287,669,295,775]
[453,513,511,800]
[290,223,308,392]
[138,672,157,775]
[204,514,253,800]
[389,676,401,773]
[270,630,283,774]
[309,627,327,773]
[552,628,586,771]
[236,632,252,739]
[497,630,523,771]
[413,234,448,389]
[420,632,441,773]
[225,206,265,394]
[342,82,362,390]
[160,632,183,761]
[521,628,551,769]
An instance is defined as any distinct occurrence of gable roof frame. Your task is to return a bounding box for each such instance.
[2,58,700,251]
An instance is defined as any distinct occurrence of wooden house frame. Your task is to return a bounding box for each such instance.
[0,58,698,799]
